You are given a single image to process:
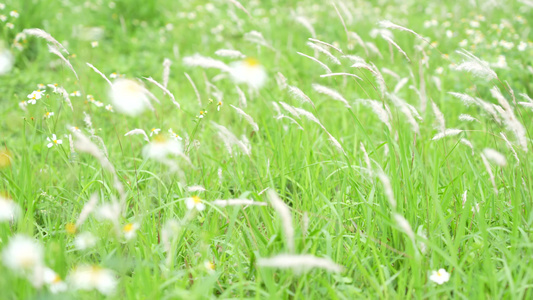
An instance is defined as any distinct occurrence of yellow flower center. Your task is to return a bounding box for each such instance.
[0,149,12,168]
[154,135,167,143]
[19,256,36,269]
[244,57,260,67]
[53,274,62,284]
[123,223,134,232]
[192,195,201,204]
[66,223,77,234]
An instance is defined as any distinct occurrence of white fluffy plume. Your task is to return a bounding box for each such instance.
[266,189,294,253]
[258,254,343,273]
[455,49,498,80]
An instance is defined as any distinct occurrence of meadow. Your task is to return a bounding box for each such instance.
[1,0,533,298]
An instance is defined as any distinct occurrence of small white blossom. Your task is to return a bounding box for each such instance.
[518,42,527,52]
[168,128,183,141]
[429,268,450,285]
[150,128,161,136]
[204,261,215,273]
[47,83,59,93]
[186,196,206,211]
[123,223,140,240]
[0,195,21,222]
[1,235,44,273]
[74,232,98,250]
[0,47,14,75]
[46,134,63,148]
[43,267,68,293]
[109,78,151,116]
[18,101,27,110]
[229,58,267,89]
[68,265,117,295]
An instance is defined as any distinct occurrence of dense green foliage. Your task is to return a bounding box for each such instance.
[1,0,533,299]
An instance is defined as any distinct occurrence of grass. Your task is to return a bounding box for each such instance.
[1,0,533,298]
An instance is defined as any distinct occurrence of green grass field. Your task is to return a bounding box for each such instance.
[1,0,533,298]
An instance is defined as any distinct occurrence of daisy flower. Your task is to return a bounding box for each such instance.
[46,134,63,148]
[68,265,117,295]
[168,128,183,141]
[150,128,161,136]
[105,104,114,112]
[230,57,267,89]
[0,195,21,221]
[186,195,206,211]
[18,101,27,110]
[44,111,54,119]
[217,101,223,111]
[1,235,44,273]
[429,268,450,285]
[47,83,59,93]
[91,41,99,48]
[109,78,150,116]
[0,45,13,75]
[27,95,38,105]
[65,222,77,235]
[123,223,140,240]
[43,267,68,293]
[142,135,183,161]
[197,110,207,119]
[204,261,215,273]
[28,89,46,100]
[9,10,18,18]
[0,148,12,169]
[74,232,98,250]
[70,90,81,97]
[5,22,13,29]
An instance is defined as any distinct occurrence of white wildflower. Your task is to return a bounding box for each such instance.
[2,235,44,273]
[109,79,152,116]
[74,232,98,250]
[429,269,450,285]
[229,58,267,89]
[185,195,206,211]
[0,195,21,222]
[69,265,117,295]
